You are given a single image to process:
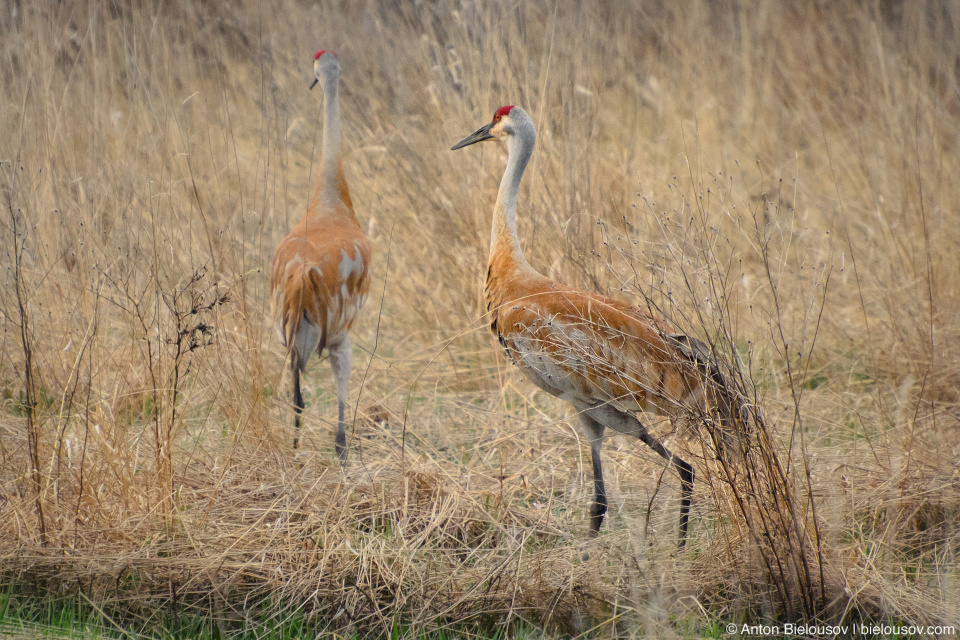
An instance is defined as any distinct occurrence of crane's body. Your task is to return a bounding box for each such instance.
[485,265,706,416]
[270,50,371,457]
[453,106,740,544]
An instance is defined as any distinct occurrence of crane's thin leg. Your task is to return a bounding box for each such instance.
[578,414,607,536]
[586,405,695,547]
[636,430,694,547]
[291,355,305,449]
[328,337,352,465]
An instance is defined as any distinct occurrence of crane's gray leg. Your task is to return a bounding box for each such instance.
[328,337,353,465]
[578,413,607,537]
[637,429,694,547]
[586,405,695,547]
[291,355,304,449]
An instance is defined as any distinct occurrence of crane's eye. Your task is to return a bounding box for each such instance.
[493,114,501,123]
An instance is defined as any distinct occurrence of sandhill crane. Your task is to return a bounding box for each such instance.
[452,106,743,546]
[270,50,371,459]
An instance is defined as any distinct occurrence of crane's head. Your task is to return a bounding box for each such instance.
[310,50,339,90]
[451,105,534,150]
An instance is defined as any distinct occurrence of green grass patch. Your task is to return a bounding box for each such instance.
[0,581,568,640]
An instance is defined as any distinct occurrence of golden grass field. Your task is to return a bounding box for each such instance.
[1,0,959,637]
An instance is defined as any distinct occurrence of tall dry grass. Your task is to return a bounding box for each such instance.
[1,0,958,635]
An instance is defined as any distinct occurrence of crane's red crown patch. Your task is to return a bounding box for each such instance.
[315,50,336,60]
[493,105,514,120]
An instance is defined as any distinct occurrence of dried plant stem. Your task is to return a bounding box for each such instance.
[4,167,46,546]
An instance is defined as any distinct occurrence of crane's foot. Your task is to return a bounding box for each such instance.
[580,540,594,562]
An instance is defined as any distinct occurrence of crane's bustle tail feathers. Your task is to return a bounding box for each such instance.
[274,266,327,372]
[665,332,754,461]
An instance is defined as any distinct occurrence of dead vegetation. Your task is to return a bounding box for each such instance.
[1,0,958,636]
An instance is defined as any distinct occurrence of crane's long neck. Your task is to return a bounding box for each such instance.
[490,132,533,270]
[310,71,352,212]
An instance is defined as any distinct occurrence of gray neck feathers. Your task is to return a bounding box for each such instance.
[319,70,341,203]
[491,117,536,261]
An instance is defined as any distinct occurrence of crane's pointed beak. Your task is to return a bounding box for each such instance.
[309,77,319,90]
[451,123,494,150]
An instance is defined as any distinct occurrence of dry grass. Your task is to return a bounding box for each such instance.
[1,0,959,636]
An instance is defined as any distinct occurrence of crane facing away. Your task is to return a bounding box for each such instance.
[451,106,745,546]
[270,50,371,458]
